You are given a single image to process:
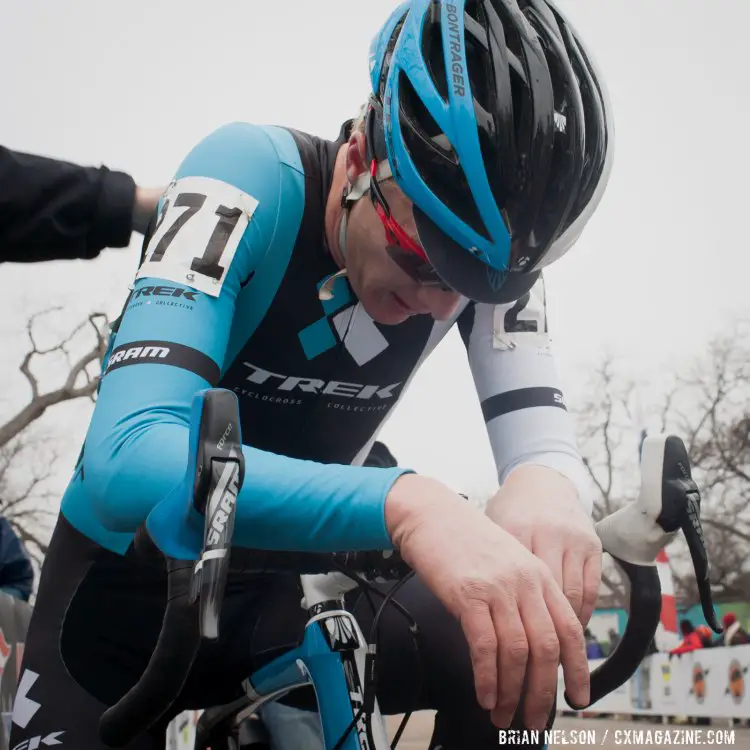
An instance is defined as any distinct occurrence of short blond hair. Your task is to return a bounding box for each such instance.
[352,101,368,134]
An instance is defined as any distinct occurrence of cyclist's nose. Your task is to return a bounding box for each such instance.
[416,285,461,321]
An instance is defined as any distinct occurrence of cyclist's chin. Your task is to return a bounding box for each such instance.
[360,289,412,326]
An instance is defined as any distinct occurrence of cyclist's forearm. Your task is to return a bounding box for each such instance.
[233,443,409,551]
[86,420,409,552]
[461,291,590,514]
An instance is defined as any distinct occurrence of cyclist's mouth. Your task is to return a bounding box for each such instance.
[392,293,416,316]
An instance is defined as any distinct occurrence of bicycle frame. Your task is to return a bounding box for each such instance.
[240,572,389,750]
[98,390,721,750]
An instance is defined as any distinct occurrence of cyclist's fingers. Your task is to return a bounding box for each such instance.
[561,548,586,622]
[517,584,559,730]
[546,578,589,709]
[537,544,565,595]
[459,598,499,711]
[490,595,527,729]
[579,550,602,628]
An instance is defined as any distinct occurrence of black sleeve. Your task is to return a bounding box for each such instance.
[0,145,137,263]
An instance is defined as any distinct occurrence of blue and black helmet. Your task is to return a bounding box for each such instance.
[366,0,614,303]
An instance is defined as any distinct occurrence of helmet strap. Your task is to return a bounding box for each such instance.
[322,103,394,304]
[327,160,393,299]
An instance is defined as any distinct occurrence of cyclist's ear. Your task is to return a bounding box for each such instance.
[345,129,368,186]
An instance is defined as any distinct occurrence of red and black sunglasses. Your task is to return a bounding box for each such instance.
[365,101,452,291]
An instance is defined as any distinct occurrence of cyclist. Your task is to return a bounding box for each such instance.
[11,2,613,749]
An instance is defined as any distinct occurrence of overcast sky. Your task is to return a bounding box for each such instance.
[1,0,749,504]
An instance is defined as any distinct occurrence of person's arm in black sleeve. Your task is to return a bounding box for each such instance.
[0,144,162,264]
[0,517,34,601]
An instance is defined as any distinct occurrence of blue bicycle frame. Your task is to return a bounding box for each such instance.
[245,573,389,750]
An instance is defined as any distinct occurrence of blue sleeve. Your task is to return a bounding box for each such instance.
[70,123,407,555]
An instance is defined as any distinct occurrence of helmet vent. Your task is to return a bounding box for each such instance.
[421,0,450,103]
[399,71,490,241]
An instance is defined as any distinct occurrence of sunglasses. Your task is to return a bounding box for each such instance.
[368,160,453,290]
[365,102,452,291]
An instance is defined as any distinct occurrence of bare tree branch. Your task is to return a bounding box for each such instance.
[658,385,678,434]
[577,323,750,604]
[10,521,50,561]
[600,571,627,607]
[0,309,110,574]
[0,311,108,449]
[582,456,608,517]
[701,518,750,545]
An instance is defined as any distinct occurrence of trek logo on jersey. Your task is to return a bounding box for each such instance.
[242,363,402,400]
[12,733,65,750]
[13,669,42,729]
[132,285,200,301]
[128,285,202,313]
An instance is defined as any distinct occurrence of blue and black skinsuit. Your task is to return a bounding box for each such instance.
[10,120,584,749]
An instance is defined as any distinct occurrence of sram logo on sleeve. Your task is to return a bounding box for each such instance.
[103,340,221,385]
[137,176,258,298]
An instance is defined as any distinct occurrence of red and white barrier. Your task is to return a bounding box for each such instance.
[654,547,680,652]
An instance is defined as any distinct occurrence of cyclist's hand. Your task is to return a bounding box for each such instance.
[385,474,590,730]
[486,464,602,628]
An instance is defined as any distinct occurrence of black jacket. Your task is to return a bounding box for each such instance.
[0,145,136,263]
[0,517,33,602]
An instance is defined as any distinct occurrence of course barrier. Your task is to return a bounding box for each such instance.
[558,645,750,719]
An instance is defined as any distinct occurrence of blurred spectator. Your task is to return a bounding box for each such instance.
[670,619,703,656]
[0,517,33,601]
[1,144,162,263]
[696,624,714,648]
[585,628,605,659]
[720,612,750,647]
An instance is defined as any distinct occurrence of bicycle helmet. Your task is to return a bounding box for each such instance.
[366,0,614,303]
